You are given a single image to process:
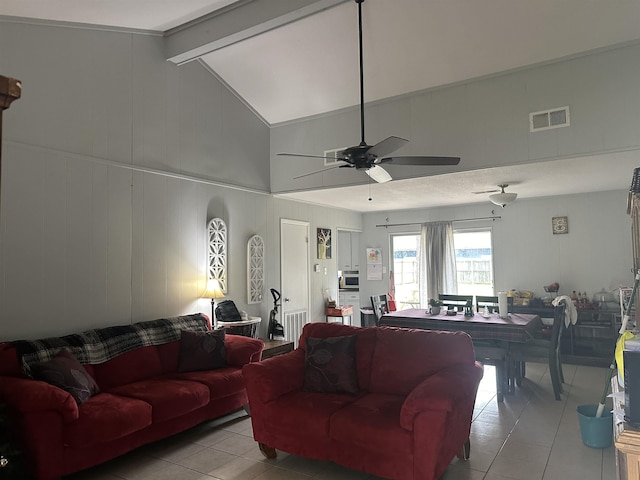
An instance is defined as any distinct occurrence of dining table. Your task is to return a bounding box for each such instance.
[380,308,542,401]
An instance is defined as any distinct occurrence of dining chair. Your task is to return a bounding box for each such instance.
[370,295,389,326]
[509,301,567,400]
[438,294,473,312]
[472,340,509,403]
[476,295,514,314]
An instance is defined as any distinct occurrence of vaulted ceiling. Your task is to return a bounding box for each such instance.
[3,0,640,211]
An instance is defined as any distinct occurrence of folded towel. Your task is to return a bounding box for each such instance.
[552,295,577,327]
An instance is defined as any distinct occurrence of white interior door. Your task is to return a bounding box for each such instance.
[280,219,310,346]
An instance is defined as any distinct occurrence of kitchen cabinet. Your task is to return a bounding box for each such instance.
[338,230,360,270]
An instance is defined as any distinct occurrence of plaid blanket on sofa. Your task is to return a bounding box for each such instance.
[12,314,208,376]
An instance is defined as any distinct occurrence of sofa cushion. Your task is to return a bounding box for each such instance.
[298,323,377,391]
[93,345,164,390]
[263,390,363,443]
[178,329,226,372]
[107,378,210,422]
[64,392,152,447]
[174,367,245,399]
[329,393,411,456]
[369,328,475,395]
[30,349,100,405]
[303,335,358,394]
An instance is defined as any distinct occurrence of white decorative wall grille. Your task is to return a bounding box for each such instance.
[247,234,264,304]
[283,310,308,348]
[207,218,227,293]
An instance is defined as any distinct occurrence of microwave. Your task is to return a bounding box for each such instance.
[339,271,360,290]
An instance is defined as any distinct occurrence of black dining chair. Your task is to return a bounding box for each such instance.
[438,294,473,312]
[509,301,567,400]
[370,295,389,326]
[473,340,510,403]
[476,295,514,314]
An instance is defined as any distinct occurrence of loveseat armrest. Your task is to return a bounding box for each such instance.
[400,361,483,431]
[225,335,264,367]
[242,349,305,403]
[0,375,79,423]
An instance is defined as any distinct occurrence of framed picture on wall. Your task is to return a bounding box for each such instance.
[552,216,568,235]
[317,228,332,259]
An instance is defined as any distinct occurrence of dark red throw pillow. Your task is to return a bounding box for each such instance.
[303,334,359,394]
[30,349,100,405]
[177,329,227,372]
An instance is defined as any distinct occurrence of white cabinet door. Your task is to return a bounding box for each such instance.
[338,231,352,270]
[350,232,360,269]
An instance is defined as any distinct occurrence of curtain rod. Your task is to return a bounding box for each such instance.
[375,216,501,228]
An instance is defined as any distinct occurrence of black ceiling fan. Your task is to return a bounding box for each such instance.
[277,0,460,184]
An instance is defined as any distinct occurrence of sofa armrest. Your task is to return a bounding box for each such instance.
[400,361,483,431]
[0,375,79,423]
[225,335,264,367]
[242,349,305,403]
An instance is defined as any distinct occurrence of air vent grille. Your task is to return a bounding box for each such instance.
[323,147,346,166]
[529,106,570,132]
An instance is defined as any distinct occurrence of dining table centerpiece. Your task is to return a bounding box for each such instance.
[428,298,442,315]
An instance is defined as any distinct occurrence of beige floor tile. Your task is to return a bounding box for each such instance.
[62,364,620,480]
[176,448,237,475]
[207,456,273,480]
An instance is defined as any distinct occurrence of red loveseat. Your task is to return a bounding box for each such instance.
[0,314,263,480]
[242,323,483,480]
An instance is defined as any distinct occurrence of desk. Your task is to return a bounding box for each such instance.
[381,309,541,402]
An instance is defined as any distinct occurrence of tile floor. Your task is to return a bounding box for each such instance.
[64,362,617,480]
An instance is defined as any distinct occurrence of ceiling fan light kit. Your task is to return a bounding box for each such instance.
[277,0,460,185]
[489,184,517,208]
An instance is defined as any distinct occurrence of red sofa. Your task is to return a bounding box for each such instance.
[0,314,264,480]
[242,323,483,480]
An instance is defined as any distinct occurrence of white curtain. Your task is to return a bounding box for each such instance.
[418,221,458,307]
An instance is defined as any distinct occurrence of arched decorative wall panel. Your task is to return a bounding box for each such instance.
[247,234,264,304]
[208,218,227,293]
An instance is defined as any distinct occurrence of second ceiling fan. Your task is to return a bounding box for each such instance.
[278,0,461,184]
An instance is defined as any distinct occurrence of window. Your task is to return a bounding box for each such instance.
[390,234,419,309]
[390,228,494,307]
[454,229,494,296]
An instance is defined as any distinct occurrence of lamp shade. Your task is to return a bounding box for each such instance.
[202,279,225,299]
[489,191,517,207]
[365,165,392,183]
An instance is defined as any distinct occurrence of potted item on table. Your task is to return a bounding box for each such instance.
[428,298,442,315]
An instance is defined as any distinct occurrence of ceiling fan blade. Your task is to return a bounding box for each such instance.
[293,165,344,180]
[365,165,392,184]
[379,156,461,166]
[277,152,345,161]
[368,136,409,158]
[472,189,500,194]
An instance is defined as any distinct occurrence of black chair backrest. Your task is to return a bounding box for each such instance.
[370,295,389,325]
[550,301,567,352]
[438,294,473,312]
[476,295,514,314]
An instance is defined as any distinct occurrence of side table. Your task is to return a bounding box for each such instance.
[325,306,354,325]
[261,339,294,360]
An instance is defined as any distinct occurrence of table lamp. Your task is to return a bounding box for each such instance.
[202,279,225,328]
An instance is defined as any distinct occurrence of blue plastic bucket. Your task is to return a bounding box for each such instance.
[576,404,613,448]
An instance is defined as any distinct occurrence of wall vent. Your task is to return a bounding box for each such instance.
[323,147,347,166]
[529,106,570,132]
